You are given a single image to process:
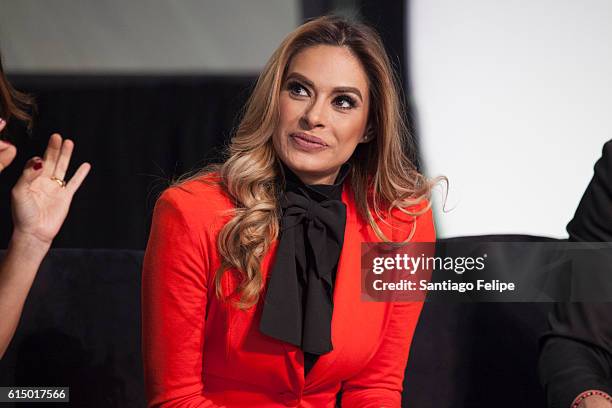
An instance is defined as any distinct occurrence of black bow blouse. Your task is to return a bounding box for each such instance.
[259,160,351,376]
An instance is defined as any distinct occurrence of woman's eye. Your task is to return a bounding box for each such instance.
[288,82,308,97]
[334,95,356,110]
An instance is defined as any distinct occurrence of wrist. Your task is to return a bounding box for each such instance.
[573,390,612,408]
[9,230,52,256]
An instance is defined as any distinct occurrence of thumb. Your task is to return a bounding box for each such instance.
[13,157,44,189]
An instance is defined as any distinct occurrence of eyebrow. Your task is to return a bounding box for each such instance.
[285,72,364,102]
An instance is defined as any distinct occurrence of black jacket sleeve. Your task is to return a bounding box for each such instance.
[566,140,612,242]
[539,140,612,408]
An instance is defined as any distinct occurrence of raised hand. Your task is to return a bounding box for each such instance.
[0,118,17,173]
[11,133,90,245]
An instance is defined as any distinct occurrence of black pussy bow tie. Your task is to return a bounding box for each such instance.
[259,161,351,355]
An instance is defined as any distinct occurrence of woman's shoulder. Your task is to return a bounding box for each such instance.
[384,197,435,242]
[388,197,431,221]
[354,181,435,242]
[155,172,235,224]
[361,182,431,222]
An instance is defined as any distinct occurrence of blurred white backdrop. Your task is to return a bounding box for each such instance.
[409,0,612,238]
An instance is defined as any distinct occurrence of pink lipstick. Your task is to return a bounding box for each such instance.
[289,132,328,152]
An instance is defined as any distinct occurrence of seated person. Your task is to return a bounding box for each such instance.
[539,140,612,408]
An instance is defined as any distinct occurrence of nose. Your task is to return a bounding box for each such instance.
[300,97,327,130]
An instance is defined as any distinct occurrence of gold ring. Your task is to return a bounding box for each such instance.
[50,176,67,188]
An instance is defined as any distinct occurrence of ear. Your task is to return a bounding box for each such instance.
[360,127,375,144]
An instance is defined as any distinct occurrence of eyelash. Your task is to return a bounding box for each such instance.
[287,81,357,110]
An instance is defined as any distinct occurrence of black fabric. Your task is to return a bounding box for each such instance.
[0,249,145,408]
[567,140,612,242]
[259,161,350,377]
[404,234,554,408]
[539,140,612,408]
[0,75,256,250]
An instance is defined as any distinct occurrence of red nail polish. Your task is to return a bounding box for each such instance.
[33,162,43,170]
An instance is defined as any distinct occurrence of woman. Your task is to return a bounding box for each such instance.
[142,15,436,407]
[0,53,90,358]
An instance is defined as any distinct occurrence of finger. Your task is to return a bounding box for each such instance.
[0,117,6,132]
[53,139,74,180]
[13,157,44,190]
[0,140,17,173]
[42,133,63,177]
[66,162,91,195]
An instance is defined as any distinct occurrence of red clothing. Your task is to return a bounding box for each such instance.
[142,173,436,407]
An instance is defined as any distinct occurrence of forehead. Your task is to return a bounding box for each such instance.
[286,45,369,93]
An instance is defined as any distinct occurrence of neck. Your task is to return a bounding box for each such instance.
[295,169,340,185]
[279,160,350,187]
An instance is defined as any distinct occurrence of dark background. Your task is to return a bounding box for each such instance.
[0,75,254,248]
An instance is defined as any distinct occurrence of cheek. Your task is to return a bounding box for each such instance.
[278,94,303,126]
[274,95,300,156]
[334,114,368,149]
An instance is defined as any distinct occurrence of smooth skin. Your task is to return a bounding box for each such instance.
[0,127,90,358]
[273,44,372,185]
[579,394,612,408]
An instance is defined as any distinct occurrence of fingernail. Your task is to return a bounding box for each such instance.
[33,162,43,170]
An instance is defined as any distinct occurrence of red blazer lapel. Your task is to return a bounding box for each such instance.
[303,183,390,391]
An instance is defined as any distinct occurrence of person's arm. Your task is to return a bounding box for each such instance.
[540,140,612,408]
[0,133,89,359]
[0,231,49,357]
[141,188,224,408]
[539,303,612,408]
[566,140,612,242]
[341,206,435,408]
[572,390,612,408]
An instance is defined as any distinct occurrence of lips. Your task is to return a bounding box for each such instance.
[290,132,327,146]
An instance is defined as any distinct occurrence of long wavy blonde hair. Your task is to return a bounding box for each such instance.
[180,15,437,309]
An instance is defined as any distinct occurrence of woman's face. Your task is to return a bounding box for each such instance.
[273,45,370,185]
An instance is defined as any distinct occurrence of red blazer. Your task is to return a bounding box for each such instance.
[142,173,436,408]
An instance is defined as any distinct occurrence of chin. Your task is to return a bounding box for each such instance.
[285,153,328,173]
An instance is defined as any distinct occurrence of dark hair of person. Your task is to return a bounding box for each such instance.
[0,53,34,132]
